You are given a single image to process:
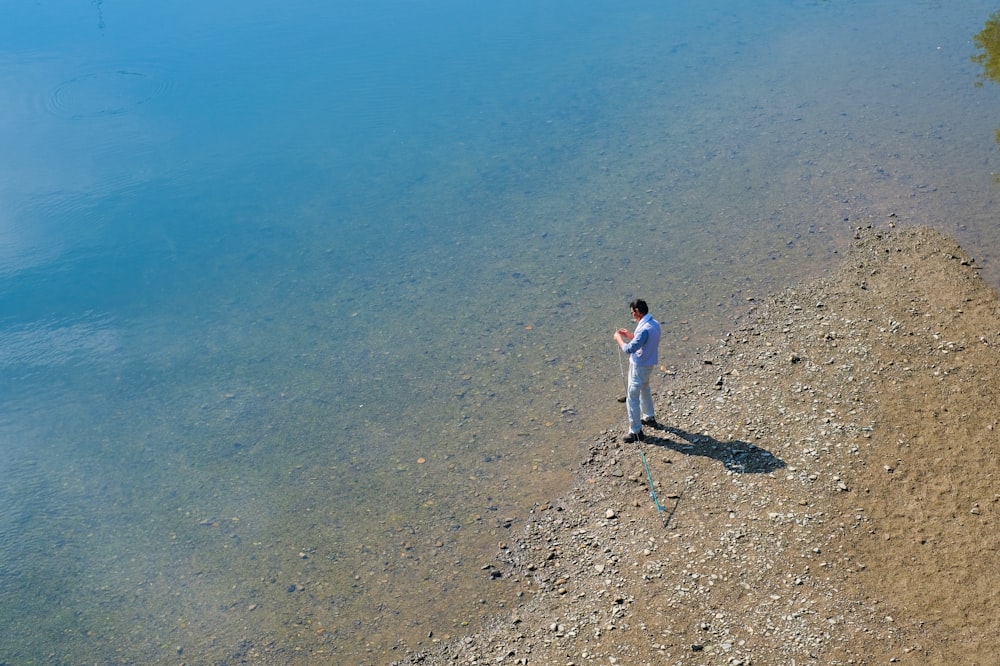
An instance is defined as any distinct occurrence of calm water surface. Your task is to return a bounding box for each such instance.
[2,1,1000,663]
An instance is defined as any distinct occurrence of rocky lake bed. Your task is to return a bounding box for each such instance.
[396,226,999,666]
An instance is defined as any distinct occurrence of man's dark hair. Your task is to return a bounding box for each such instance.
[629,299,649,315]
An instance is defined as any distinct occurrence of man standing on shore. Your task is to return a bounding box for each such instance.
[613,299,662,443]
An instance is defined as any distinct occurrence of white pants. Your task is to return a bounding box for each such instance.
[627,363,655,433]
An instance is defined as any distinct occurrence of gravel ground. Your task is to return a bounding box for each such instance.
[394,225,1000,666]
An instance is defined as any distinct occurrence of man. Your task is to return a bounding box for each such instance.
[613,299,662,443]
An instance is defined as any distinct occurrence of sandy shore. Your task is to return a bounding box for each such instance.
[395,225,999,666]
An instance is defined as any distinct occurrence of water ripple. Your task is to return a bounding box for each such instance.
[0,316,120,368]
[44,64,173,120]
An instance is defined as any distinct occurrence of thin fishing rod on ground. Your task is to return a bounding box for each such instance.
[617,345,665,517]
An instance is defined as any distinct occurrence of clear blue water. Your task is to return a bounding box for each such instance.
[2,1,1000,663]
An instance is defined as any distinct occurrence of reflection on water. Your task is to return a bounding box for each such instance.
[972,10,1000,153]
[972,11,1000,86]
[2,1,1000,664]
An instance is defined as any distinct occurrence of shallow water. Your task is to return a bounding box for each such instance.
[2,1,1000,663]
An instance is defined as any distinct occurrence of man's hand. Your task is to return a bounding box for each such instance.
[614,328,634,346]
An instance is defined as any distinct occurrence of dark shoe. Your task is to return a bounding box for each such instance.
[616,395,627,403]
[622,430,644,443]
[641,416,657,427]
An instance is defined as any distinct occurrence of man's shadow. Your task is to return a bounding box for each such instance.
[646,424,785,474]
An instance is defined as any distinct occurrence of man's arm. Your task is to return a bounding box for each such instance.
[620,328,648,354]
